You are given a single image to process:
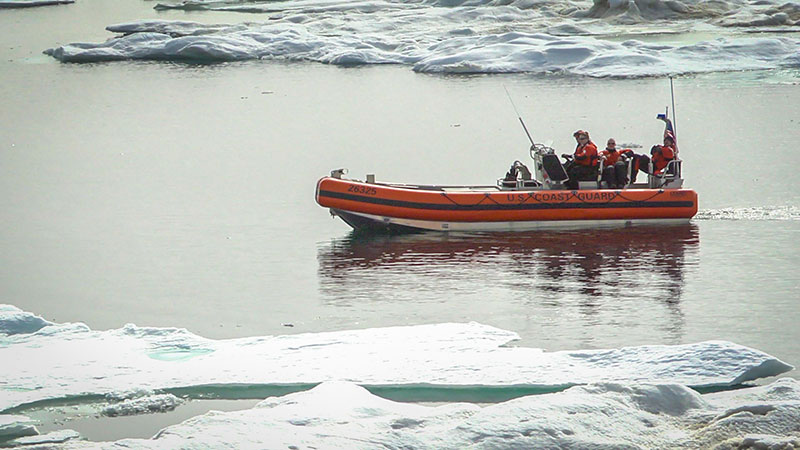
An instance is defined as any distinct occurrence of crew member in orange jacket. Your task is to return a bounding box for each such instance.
[563,130,598,190]
[638,115,677,176]
[599,138,630,188]
[651,131,676,173]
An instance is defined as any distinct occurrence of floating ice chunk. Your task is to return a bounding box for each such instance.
[43,14,800,76]
[0,307,792,412]
[152,0,226,12]
[578,0,689,19]
[0,305,53,335]
[37,379,800,449]
[124,0,800,27]
[579,36,800,77]
[157,0,393,14]
[101,393,184,417]
[411,32,800,76]
[7,429,80,445]
[0,415,37,442]
[0,0,72,7]
[106,20,233,37]
[44,31,270,63]
[45,33,174,63]
[717,1,800,26]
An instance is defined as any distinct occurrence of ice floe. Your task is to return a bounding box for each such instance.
[44,19,800,77]
[5,429,80,446]
[151,0,800,24]
[16,379,800,449]
[718,2,800,26]
[0,415,37,441]
[42,0,800,77]
[0,304,52,336]
[414,33,800,76]
[100,393,184,417]
[0,305,793,413]
[0,0,72,7]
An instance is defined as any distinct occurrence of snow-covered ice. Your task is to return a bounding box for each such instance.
[0,305,797,447]
[100,393,184,417]
[41,0,800,76]
[0,304,53,335]
[8,379,799,449]
[6,429,80,446]
[0,305,792,414]
[0,415,37,441]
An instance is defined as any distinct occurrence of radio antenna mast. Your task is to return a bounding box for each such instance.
[669,76,677,137]
[503,85,535,147]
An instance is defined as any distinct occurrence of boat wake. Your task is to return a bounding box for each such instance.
[696,205,800,221]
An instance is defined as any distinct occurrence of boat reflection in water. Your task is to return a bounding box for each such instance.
[317,224,700,347]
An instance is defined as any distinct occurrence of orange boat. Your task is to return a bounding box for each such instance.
[316,144,697,233]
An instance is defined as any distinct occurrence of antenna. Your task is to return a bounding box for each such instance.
[669,76,677,137]
[503,85,535,147]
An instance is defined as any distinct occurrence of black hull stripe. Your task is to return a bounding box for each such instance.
[319,190,694,211]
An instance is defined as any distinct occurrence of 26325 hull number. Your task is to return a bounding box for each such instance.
[347,185,377,195]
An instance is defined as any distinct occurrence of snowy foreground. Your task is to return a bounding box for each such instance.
[3,380,800,448]
[0,304,797,448]
[0,305,792,411]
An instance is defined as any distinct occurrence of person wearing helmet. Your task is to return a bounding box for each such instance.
[562,130,598,190]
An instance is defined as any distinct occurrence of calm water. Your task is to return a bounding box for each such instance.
[1,0,799,384]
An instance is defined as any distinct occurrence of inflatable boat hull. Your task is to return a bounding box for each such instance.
[316,177,698,233]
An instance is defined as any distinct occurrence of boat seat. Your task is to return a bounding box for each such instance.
[541,154,569,182]
[648,159,683,188]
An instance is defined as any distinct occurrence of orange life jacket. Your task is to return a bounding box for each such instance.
[574,141,598,167]
[652,144,675,172]
[600,148,621,166]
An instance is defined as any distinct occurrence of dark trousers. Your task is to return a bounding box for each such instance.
[634,155,651,180]
[601,162,626,188]
[564,163,598,190]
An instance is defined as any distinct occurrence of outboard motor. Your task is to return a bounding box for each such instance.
[501,160,535,188]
